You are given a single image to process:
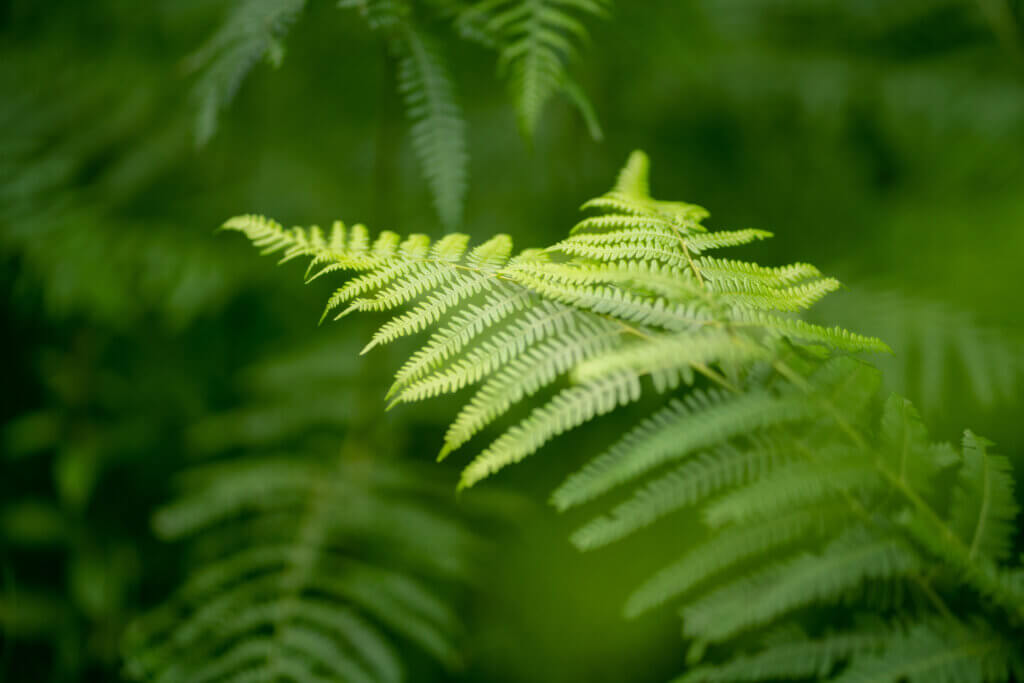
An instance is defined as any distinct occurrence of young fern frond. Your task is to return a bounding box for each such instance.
[123,455,477,683]
[459,0,610,139]
[225,150,1024,682]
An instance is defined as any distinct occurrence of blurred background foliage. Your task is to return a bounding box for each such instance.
[1,0,1022,681]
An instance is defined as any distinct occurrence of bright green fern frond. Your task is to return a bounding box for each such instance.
[440,319,620,459]
[459,371,641,489]
[224,149,1024,683]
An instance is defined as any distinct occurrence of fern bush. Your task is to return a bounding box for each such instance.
[223,150,1024,681]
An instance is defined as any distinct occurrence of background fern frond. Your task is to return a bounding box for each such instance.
[189,0,308,146]
[123,453,477,683]
[460,0,610,139]
[394,22,468,229]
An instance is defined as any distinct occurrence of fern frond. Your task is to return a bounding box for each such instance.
[124,456,475,683]
[389,286,531,394]
[459,371,641,489]
[551,388,811,511]
[715,277,842,312]
[698,256,823,288]
[461,0,609,139]
[225,149,1024,683]
[390,301,598,404]
[189,0,308,146]
[950,432,1020,563]
[733,310,891,353]
[829,620,1020,683]
[681,528,922,643]
[441,321,620,458]
[570,329,767,387]
[570,440,789,550]
[676,626,889,683]
[625,501,851,618]
[395,23,468,229]
[702,451,879,528]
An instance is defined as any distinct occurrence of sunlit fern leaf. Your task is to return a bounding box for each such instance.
[223,149,885,497]
[460,0,610,139]
[122,454,476,683]
[189,0,307,146]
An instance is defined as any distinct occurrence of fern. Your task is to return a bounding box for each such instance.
[811,287,1024,418]
[123,453,477,683]
[459,0,610,139]
[224,151,1024,681]
[194,0,609,228]
[189,0,307,146]
[394,23,468,230]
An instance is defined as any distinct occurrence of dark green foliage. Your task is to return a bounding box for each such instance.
[123,453,477,683]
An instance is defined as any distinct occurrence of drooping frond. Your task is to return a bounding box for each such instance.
[394,22,468,229]
[123,455,477,683]
[459,0,610,139]
[810,286,1024,417]
[189,0,308,146]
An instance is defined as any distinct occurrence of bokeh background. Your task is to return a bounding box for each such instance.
[2,0,1022,681]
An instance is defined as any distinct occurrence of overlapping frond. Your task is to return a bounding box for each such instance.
[123,455,476,683]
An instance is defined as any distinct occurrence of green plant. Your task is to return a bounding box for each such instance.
[192,0,609,228]
[123,451,479,683]
[223,151,1024,681]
